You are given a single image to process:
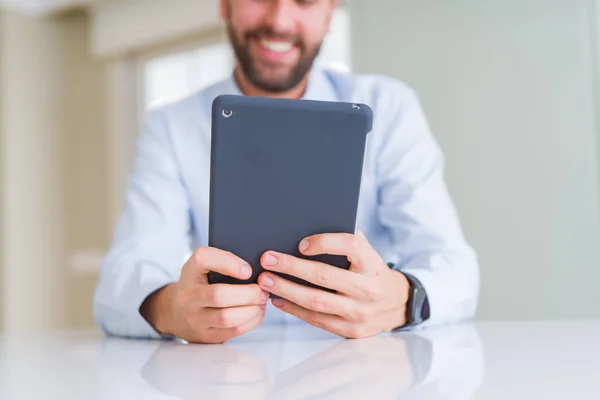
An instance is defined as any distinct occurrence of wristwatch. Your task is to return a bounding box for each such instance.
[388,264,431,330]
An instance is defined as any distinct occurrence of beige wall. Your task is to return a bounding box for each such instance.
[0,9,67,332]
[91,0,221,57]
[61,11,108,329]
[0,9,109,332]
[349,0,600,320]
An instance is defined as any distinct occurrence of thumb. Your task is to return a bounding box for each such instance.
[182,247,252,283]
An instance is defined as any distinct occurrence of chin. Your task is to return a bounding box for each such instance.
[252,72,298,92]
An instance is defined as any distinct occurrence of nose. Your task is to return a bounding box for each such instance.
[265,0,296,35]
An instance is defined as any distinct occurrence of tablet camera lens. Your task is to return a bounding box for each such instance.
[352,104,361,110]
[222,109,233,118]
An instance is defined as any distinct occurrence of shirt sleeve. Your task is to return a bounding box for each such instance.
[376,88,480,328]
[93,110,191,339]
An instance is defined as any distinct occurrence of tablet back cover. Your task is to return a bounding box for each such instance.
[208,95,373,288]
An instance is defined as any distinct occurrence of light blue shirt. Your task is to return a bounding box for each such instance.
[94,68,480,338]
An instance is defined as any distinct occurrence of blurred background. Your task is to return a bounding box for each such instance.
[0,0,598,334]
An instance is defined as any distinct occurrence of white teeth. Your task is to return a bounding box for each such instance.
[259,39,293,53]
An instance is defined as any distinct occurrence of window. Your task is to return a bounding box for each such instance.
[316,7,351,73]
[144,42,235,111]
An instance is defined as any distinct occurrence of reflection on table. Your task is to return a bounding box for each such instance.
[99,322,484,399]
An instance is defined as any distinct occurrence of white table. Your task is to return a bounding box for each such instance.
[0,321,598,399]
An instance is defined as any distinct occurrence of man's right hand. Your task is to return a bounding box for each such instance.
[140,247,268,344]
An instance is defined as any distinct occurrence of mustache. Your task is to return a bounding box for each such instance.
[244,27,305,49]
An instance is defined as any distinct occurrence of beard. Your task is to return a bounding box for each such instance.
[226,22,324,93]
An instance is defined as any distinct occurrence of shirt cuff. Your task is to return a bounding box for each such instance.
[94,263,177,340]
[132,281,176,340]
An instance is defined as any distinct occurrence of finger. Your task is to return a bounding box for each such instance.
[298,231,382,273]
[258,273,359,319]
[183,247,252,282]
[205,311,265,343]
[200,284,269,308]
[271,299,355,338]
[274,299,376,339]
[260,251,364,297]
[203,305,266,329]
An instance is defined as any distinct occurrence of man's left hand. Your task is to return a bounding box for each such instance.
[257,231,411,339]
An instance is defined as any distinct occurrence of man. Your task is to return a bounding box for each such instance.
[94,0,479,344]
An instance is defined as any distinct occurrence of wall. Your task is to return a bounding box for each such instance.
[0,9,67,332]
[91,0,221,57]
[61,11,109,328]
[594,0,600,195]
[349,0,600,320]
[0,9,108,332]
[0,11,4,332]
[0,0,99,15]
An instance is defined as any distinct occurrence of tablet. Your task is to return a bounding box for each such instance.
[207,94,373,291]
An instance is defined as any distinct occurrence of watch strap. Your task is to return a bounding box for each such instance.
[388,263,430,329]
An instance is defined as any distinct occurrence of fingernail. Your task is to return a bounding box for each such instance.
[241,264,252,278]
[263,253,278,267]
[261,304,267,309]
[272,299,284,307]
[261,291,269,302]
[262,276,274,288]
[299,239,310,252]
